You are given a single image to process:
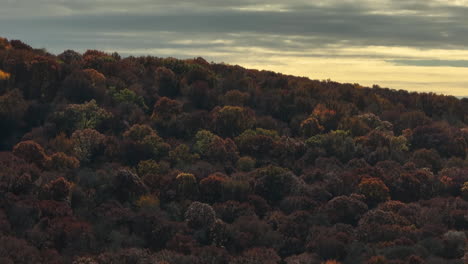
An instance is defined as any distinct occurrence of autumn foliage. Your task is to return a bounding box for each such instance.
[0,38,467,263]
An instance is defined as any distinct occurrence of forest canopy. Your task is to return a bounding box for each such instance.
[0,37,467,263]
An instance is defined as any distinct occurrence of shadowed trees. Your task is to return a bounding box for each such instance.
[0,38,467,263]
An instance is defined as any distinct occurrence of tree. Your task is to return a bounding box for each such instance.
[0,69,11,80]
[72,257,99,264]
[300,116,324,137]
[114,169,148,202]
[39,200,72,218]
[151,96,182,123]
[71,129,106,163]
[185,201,216,229]
[0,152,39,195]
[395,111,431,132]
[199,173,228,203]
[311,104,338,131]
[187,80,217,109]
[0,88,28,142]
[109,87,147,110]
[0,236,41,264]
[3,37,468,263]
[284,253,321,264]
[42,177,72,201]
[324,195,368,225]
[123,124,155,142]
[176,173,198,200]
[252,166,302,203]
[222,90,250,106]
[137,160,168,177]
[10,40,32,50]
[62,69,106,103]
[237,156,256,172]
[411,123,465,158]
[54,100,112,133]
[211,106,256,137]
[0,37,12,50]
[0,89,28,124]
[82,49,117,71]
[230,247,281,264]
[314,236,347,261]
[46,152,80,171]
[462,182,468,200]
[235,128,278,158]
[193,130,239,163]
[306,130,356,163]
[135,194,160,211]
[58,49,83,65]
[442,230,466,259]
[169,144,199,167]
[357,209,415,243]
[339,116,370,137]
[279,196,317,215]
[410,148,442,172]
[358,177,390,206]
[155,66,179,97]
[28,55,60,100]
[122,124,170,162]
[366,256,388,264]
[12,140,48,167]
[388,168,437,202]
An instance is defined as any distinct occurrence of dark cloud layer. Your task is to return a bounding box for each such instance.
[2,0,468,51]
[390,60,468,67]
[1,0,468,95]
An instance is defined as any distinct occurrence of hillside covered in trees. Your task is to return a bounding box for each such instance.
[0,37,467,264]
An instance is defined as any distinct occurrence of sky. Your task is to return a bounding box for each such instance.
[1,0,468,96]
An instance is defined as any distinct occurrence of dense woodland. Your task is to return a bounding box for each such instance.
[0,37,467,264]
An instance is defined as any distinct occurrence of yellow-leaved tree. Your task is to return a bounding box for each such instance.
[0,70,11,80]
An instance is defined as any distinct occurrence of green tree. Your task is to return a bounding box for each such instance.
[168,144,199,167]
[222,90,250,106]
[306,130,356,162]
[193,130,238,162]
[235,128,279,158]
[109,87,148,110]
[54,100,112,133]
[71,129,106,162]
[211,106,255,137]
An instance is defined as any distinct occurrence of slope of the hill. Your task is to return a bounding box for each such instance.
[0,37,467,264]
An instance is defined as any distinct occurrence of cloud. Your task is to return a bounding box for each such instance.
[2,0,468,50]
[1,0,468,95]
[389,60,468,67]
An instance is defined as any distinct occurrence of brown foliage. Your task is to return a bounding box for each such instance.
[42,177,72,201]
[1,38,468,263]
[12,140,48,167]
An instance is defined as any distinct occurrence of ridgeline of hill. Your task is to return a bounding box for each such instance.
[0,37,467,263]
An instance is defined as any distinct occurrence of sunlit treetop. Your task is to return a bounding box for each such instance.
[0,70,11,80]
